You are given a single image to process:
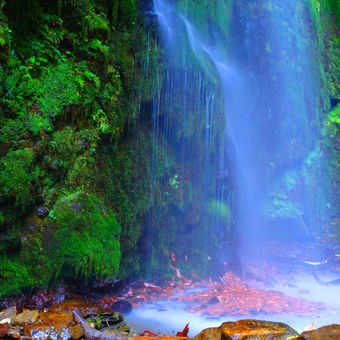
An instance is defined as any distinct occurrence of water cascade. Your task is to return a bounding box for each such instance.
[152,0,330,260]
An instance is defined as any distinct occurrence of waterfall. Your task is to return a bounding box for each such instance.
[151,0,330,272]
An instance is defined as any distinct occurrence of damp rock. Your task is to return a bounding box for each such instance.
[193,319,298,340]
[69,324,85,340]
[51,300,113,318]
[0,306,16,321]
[11,309,39,326]
[8,327,21,338]
[24,311,74,339]
[300,324,340,339]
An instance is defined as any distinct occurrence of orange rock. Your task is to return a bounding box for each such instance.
[8,327,21,339]
[69,323,85,340]
[0,306,16,321]
[194,320,298,340]
[11,310,39,326]
[50,300,113,317]
[132,337,188,340]
[24,311,74,337]
[300,324,340,339]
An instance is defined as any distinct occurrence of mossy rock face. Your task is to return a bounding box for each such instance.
[47,191,121,280]
[0,257,34,299]
[85,12,110,39]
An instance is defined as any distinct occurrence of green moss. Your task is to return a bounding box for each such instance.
[48,191,121,280]
[0,257,34,299]
[0,148,35,208]
[118,0,137,26]
[85,12,110,39]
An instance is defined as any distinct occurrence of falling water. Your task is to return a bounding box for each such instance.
[152,0,330,258]
[125,0,338,333]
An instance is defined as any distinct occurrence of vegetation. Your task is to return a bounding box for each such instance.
[0,0,339,298]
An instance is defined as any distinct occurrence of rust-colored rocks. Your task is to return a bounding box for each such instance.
[132,337,188,340]
[194,320,298,340]
[8,327,21,338]
[24,311,74,339]
[300,324,340,339]
[51,300,113,317]
[11,309,39,326]
[51,300,127,332]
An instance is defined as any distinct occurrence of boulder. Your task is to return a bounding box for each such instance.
[69,323,85,340]
[11,309,39,326]
[24,311,74,339]
[300,324,340,339]
[8,327,21,338]
[51,300,113,317]
[0,306,16,321]
[193,320,298,340]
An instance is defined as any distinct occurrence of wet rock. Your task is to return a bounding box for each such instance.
[11,309,39,326]
[51,300,126,332]
[0,306,16,321]
[0,323,9,337]
[24,311,74,339]
[300,324,340,339]
[69,324,85,340]
[132,337,186,340]
[111,301,133,314]
[8,327,21,338]
[31,286,66,309]
[193,320,298,340]
[0,317,11,324]
[51,300,113,317]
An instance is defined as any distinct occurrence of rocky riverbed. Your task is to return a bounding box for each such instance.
[0,297,339,340]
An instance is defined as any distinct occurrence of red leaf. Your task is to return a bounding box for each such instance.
[176,323,189,337]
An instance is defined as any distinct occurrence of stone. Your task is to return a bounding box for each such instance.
[193,320,298,340]
[69,324,85,340]
[51,300,113,317]
[11,309,39,326]
[24,311,74,338]
[0,323,9,337]
[0,318,11,324]
[8,327,21,339]
[300,324,340,339]
[132,337,186,340]
[0,306,16,321]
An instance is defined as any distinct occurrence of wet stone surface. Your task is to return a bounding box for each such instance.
[194,319,299,340]
[0,306,17,321]
[0,300,131,339]
[300,324,340,339]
